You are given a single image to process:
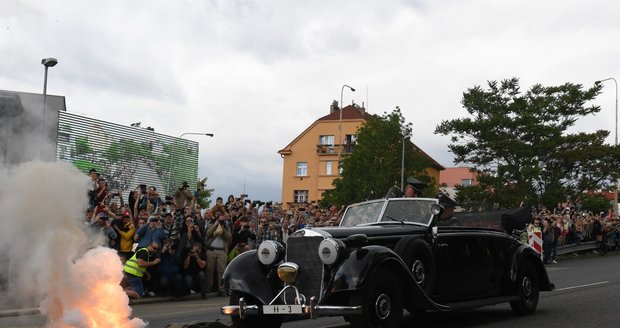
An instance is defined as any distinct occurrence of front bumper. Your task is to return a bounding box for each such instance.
[221,296,362,319]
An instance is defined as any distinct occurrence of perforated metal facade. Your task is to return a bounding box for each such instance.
[56,111,198,197]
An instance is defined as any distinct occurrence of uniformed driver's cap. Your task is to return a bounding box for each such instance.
[406,178,427,193]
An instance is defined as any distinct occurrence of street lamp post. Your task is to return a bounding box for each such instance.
[41,58,58,145]
[401,133,407,191]
[167,132,214,195]
[338,84,355,159]
[596,77,618,216]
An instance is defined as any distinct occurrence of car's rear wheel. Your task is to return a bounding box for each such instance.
[394,237,436,295]
[230,291,283,328]
[348,268,403,328]
[510,261,540,315]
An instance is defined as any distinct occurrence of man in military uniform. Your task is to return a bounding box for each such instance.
[436,193,461,226]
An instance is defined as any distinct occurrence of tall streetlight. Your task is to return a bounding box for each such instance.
[41,58,58,142]
[401,132,409,191]
[167,132,214,195]
[338,84,355,159]
[595,77,618,216]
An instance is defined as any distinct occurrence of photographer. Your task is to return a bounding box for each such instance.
[147,186,163,213]
[133,184,149,219]
[87,168,99,209]
[90,211,118,248]
[205,213,231,295]
[161,212,180,242]
[158,239,184,299]
[178,216,203,256]
[182,241,207,299]
[232,216,256,249]
[211,197,226,217]
[114,211,136,261]
[174,181,194,209]
[254,213,278,248]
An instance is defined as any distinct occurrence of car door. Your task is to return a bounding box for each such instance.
[433,232,496,303]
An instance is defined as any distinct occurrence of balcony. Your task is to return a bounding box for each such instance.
[316,144,355,155]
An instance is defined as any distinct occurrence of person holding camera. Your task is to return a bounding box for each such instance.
[211,197,226,217]
[232,217,256,249]
[174,181,194,209]
[183,241,208,299]
[254,213,278,249]
[157,239,184,299]
[161,212,180,242]
[90,211,118,248]
[114,211,136,262]
[87,168,99,209]
[178,216,203,256]
[205,213,231,296]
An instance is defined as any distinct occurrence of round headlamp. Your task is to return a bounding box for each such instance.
[277,262,300,284]
[431,204,443,216]
[257,240,285,266]
[318,238,344,265]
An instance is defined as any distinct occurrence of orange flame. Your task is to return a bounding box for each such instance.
[41,247,146,328]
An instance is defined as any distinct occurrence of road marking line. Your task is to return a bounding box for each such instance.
[556,281,609,291]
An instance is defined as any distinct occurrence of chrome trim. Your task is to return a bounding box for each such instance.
[221,296,363,319]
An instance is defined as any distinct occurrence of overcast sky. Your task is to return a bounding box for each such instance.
[2,0,619,202]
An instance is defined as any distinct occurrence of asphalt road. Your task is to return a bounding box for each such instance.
[1,253,618,327]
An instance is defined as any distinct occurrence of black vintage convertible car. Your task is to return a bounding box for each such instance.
[221,197,554,328]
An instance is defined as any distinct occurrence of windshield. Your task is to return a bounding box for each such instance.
[340,200,385,226]
[339,198,438,227]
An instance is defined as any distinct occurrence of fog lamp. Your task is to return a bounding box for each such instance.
[277,262,300,284]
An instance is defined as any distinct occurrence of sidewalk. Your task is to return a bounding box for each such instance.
[0,291,220,318]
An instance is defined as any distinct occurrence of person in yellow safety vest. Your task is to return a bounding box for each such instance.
[123,242,161,298]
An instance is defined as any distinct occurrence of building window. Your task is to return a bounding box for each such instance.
[319,135,335,154]
[294,190,308,203]
[461,179,473,186]
[344,134,357,153]
[326,161,332,175]
[296,162,308,176]
[319,135,334,145]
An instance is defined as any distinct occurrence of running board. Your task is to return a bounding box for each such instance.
[443,295,521,310]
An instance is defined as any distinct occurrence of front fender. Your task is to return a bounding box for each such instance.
[511,244,554,291]
[222,250,280,304]
[330,245,449,311]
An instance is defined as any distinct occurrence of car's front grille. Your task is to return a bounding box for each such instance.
[285,235,324,304]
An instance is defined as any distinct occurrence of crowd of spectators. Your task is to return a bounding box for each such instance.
[526,200,620,264]
[85,168,342,300]
[86,167,620,299]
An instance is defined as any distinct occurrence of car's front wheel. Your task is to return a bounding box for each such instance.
[510,261,540,315]
[230,291,283,328]
[348,268,403,328]
[394,237,436,295]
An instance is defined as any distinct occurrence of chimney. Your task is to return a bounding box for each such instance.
[359,102,365,113]
[330,100,339,114]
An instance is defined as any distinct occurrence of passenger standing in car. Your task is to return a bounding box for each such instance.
[403,177,426,198]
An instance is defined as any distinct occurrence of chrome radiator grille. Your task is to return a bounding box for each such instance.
[285,235,324,303]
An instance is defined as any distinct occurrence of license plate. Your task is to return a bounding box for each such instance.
[263,305,302,314]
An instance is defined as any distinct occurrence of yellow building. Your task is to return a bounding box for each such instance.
[278,103,444,207]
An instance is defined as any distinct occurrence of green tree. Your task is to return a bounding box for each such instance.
[322,107,435,208]
[435,78,620,210]
[195,177,214,209]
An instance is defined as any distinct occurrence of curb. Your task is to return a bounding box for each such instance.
[0,308,40,318]
[0,292,222,319]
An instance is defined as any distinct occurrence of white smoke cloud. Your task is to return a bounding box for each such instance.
[0,161,145,327]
